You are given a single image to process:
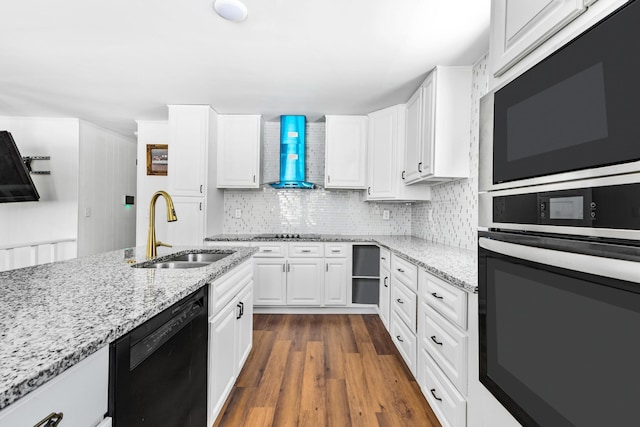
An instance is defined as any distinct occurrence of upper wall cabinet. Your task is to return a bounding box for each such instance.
[403,66,472,185]
[490,0,590,77]
[325,115,368,189]
[168,105,214,197]
[217,115,262,189]
[366,105,430,201]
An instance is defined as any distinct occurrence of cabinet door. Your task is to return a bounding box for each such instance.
[217,115,261,188]
[287,258,323,305]
[404,90,422,183]
[253,258,287,305]
[418,75,435,178]
[367,107,396,199]
[168,105,209,197]
[237,284,254,370]
[208,301,238,426]
[325,116,368,189]
[167,196,205,246]
[324,258,348,306]
[379,265,391,329]
[491,0,586,76]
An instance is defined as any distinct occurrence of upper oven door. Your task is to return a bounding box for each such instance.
[480,0,640,191]
[478,231,640,427]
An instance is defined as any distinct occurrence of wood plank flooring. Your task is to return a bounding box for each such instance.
[213,314,442,427]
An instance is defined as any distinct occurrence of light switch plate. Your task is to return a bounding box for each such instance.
[235,209,242,219]
[383,210,390,220]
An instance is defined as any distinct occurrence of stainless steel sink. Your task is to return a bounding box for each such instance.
[147,261,212,269]
[167,253,231,263]
[133,251,233,269]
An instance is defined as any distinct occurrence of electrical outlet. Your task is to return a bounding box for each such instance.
[234,209,242,219]
[383,210,390,220]
[84,208,92,218]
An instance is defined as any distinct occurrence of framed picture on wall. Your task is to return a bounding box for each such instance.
[146,144,168,176]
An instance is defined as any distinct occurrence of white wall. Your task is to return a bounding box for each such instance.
[0,117,80,251]
[78,121,136,256]
[135,121,169,247]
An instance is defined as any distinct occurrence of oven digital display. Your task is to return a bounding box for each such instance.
[549,196,583,220]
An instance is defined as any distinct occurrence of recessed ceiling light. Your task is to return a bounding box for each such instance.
[213,0,248,22]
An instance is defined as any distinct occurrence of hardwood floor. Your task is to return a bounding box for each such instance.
[213,314,442,427]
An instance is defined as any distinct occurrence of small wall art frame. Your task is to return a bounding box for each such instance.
[146,144,168,176]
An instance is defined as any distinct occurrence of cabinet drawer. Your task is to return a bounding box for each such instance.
[324,242,348,258]
[421,270,468,330]
[421,303,468,394]
[210,260,252,314]
[379,247,391,270]
[251,242,286,258]
[420,349,466,427]
[0,347,108,427]
[288,242,324,257]
[391,278,417,332]
[391,255,418,292]
[390,311,417,375]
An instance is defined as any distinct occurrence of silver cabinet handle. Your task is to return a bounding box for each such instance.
[34,412,63,427]
[263,249,273,252]
[287,263,290,272]
[282,263,286,272]
[326,263,328,272]
[430,389,442,402]
[431,336,443,346]
[327,175,331,183]
[396,298,404,304]
[253,175,256,183]
[331,249,340,253]
[301,249,311,253]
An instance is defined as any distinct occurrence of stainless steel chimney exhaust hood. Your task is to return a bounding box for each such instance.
[270,115,316,189]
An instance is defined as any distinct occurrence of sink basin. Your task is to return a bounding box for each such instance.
[133,251,233,269]
[146,261,212,269]
[168,253,231,263]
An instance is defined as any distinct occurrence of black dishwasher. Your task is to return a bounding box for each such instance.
[109,287,208,427]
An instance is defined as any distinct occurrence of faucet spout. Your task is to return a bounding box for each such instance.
[146,190,178,258]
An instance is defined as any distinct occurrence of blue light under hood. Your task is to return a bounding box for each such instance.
[270,115,315,189]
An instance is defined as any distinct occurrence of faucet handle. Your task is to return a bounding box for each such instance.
[156,241,173,249]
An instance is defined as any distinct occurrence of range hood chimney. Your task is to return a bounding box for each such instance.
[270,115,315,189]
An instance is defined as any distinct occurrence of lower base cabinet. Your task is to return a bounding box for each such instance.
[0,347,110,427]
[207,260,254,426]
[420,349,467,427]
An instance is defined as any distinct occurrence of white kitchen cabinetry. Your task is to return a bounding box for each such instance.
[403,67,472,185]
[286,258,324,305]
[490,0,588,77]
[325,115,368,189]
[389,254,419,375]
[378,248,391,328]
[167,105,223,245]
[217,115,262,188]
[208,260,253,426]
[0,347,110,427]
[324,244,349,306]
[253,258,287,305]
[417,268,469,427]
[366,105,430,201]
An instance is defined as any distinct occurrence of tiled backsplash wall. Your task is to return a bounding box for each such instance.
[411,54,489,250]
[223,121,411,235]
[223,54,489,243]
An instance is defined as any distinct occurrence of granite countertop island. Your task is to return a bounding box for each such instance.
[206,234,478,293]
[0,245,257,411]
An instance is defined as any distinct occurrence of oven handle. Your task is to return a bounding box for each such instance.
[479,237,640,283]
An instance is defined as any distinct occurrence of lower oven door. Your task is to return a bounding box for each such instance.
[478,231,640,427]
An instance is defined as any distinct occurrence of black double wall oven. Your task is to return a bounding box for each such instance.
[478,1,640,426]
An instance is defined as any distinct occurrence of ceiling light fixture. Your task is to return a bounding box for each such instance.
[213,0,248,22]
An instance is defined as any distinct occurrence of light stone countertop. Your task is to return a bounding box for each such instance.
[0,245,257,411]
[206,234,478,292]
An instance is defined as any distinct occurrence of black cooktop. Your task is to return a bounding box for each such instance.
[254,233,321,240]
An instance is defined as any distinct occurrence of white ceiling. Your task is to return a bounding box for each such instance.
[0,0,490,136]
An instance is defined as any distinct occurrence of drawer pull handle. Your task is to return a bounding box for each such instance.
[396,298,404,304]
[430,389,442,402]
[331,249,341,253]
[301,249,312,253]
[396,335,404,342]
[263,249,273,252]
[381,256,386,260]
[282,264,286,272]
[430,336,443,346]
[384,277,388,288]
[397,268,405,273]
[431,292,444,300]
[34,412,63,427]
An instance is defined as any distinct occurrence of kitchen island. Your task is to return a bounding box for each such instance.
[0,245,257,413]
